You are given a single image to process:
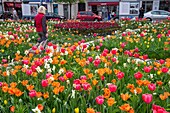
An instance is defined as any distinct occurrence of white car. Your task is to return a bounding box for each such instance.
[144,10,170,21]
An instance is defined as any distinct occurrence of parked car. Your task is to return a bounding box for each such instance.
[46,13,66,21]
[76,11,102,21]
[144,10,170,21]
[0,11,13,19]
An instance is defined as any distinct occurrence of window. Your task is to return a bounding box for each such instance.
[151,11,160,15]
[87,11,93,16]
[80,11,86,15]
[160,11,169,15]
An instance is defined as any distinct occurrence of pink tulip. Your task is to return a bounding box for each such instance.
[45,48,51,53]
[134,71,143,79]
[66,71,74,78]
[161,67,169,73]
[157,34,162,38]
[134,47,139,52]
[144,66,151,73]
[93,33,97,37]
[46,73,52,79]
[102,51,107,56]
[94,59,100,67]
[2,59,7,63]
[29,90,36,98]
[120,43,126,48]
[95,96,104,105]
[26,69,32,76]
[108,84,117,92]
[81,39,85,43]
[152,104,168,113]
[111,58,116,62]
[82,83,90,90]
[59,76,65,82]
[25,34,29,38]
[22,60,29,65]
[88,57,93,63]
[148,83,156,91]
[96,45,100,50]
[0,82,2,87]
[80,75,87,80]
[74,84,81,90]
[73,79,81,84]
[41,79,48,87]
[159,59,165,64]
[142,94,152,104]
[116,72,125,80]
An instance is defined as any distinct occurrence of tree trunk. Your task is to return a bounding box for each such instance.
[69,3,71,19]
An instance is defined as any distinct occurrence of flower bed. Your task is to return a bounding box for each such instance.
[55,21,120,35]
[0,19,170,113]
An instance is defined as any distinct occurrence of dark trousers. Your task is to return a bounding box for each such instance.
[38,32,47,43]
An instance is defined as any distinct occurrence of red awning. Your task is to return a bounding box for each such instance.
[88,2,119,6]
[5,2,14,7]
[15,3,22,8]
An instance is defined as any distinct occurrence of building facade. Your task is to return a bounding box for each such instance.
[0,0,169,19]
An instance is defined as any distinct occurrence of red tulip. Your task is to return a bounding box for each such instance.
[144,66,151,73]
[66,71,74,78]
[60,48,65,53]
[111,49,117,55]
[47,42,53,46]
[142,94,152,104]
[148,83,156,91]
[53,44,57,49]
[116,72,125,80]
[41,79,48,87]
[73,79,81,84]
[32,46,37,50]
[134,71,143,79]
[29,90,36,98]
[108,84,117,92]
[143,54,148,60]
[96,96,104,105]
[161,67,169,73]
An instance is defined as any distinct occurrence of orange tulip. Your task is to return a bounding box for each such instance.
[21,80,28,86]
[37,104,44,111]
[119,103,131,112]
[86,108,95,113]
[121,93,131,101]
[107,97,116,106]
[43,92,49,99]
[10,106,15,112]
[10,82,17,88]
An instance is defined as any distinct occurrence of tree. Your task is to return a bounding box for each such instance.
[54,0,79,19]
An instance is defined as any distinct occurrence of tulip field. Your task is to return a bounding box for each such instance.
[0,19,170,113]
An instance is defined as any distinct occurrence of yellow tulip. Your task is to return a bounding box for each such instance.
[4,100,7,105]
[52,108,56,113]
[1,49,4,53]
[74,107,79,113]
[157,71,161,75]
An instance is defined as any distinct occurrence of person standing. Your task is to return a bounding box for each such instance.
[111,10,115,19]
[12,8,18,21]
[139,7,144,19]
[34,6,47,48]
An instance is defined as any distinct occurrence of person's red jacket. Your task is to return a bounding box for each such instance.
[34,13,47,33]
